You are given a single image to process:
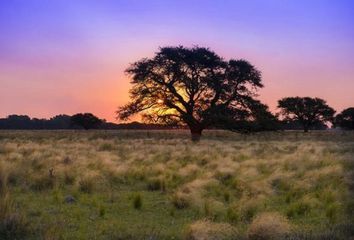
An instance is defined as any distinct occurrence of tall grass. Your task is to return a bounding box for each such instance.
[0,130,353,239]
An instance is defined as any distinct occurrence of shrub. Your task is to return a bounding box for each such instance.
[248,212,291,240]
[184,219,238,240]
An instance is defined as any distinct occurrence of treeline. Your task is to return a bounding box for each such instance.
[0,114,169,130]
[0,107,353,131]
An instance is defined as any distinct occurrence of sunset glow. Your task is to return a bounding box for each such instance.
[1,0,353,121]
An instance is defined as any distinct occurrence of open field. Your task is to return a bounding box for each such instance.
[0,130,353,239]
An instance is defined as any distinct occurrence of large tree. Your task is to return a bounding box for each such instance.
[117,46,267,141]
[335,107,354,130]
[277,97,335,132]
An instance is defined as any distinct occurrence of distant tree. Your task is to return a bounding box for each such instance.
[222,101,280,132]
[6,115,32,129]
[48,115,72,129]
[31,118,47,129]
[280,119,328,130]
[71,113,102,130]
[278,97,335,132]
[250,101,280,131]
[117,46,266,141]
[335,107,354,130]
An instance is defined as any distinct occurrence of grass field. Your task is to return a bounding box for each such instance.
[0,130,353,239]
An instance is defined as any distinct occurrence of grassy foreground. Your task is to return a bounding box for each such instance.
[0,130,353,239]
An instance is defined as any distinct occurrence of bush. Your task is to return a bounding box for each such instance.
[248,212,291,240]
[184,219,238,240]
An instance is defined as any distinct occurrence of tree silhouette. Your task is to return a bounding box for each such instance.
[220,101,280,132]
[335,107,354,130]
[71,113,102,130]
[117,46,265,141]
[249,101,280,131]
[278,97,335,132]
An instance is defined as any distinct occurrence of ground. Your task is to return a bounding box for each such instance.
[0,130,353,239]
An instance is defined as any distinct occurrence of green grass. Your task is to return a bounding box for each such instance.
[0,130,353,239]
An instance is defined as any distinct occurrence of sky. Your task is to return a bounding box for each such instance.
[1,0,353,122]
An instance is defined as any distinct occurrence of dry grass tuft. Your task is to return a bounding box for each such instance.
[0,165,7,196]
[78,176,95,193]
[171,192,190,209]
[247,212,291,240]
[0,194,29,239]
[184,219,238,240]
[30,172,56,191]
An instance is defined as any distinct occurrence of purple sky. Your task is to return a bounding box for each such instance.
[1,0,353,121]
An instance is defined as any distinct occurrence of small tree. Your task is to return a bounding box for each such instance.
[117,46,265,141]
[335,107,354,130]
[277,97,335,132]
[71,113,102,130]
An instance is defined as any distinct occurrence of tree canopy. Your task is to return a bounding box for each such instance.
[335,107,354,130]
[277,97,335,132]
[71,113,102,130]
[117,46,270,140]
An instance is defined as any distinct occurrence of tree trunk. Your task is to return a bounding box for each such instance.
[190,127,203,142]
